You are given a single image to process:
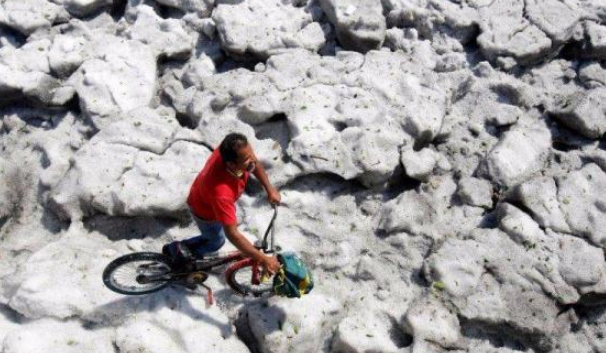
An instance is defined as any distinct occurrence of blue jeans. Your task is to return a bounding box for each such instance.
[183,211,226,258]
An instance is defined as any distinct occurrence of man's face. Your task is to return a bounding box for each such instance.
[230,144,257,174]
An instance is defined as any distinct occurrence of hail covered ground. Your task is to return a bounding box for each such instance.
[1,0,606,352]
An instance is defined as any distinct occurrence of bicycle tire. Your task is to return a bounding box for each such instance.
[226,258,274,297]
[103,252,173,295]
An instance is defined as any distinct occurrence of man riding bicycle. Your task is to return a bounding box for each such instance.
[163,133,281,276]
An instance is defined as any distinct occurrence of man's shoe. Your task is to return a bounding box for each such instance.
[162,241,193,271]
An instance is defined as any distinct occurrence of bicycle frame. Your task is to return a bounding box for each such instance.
[224,204,279,286]
[148,205,279,287]
[103,206,280,301]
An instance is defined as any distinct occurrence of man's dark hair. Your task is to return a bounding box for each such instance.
[219,133,248,163]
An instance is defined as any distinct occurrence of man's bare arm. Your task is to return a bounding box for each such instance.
[252,159,281,204]
[224,224,280,273]
[252,159,273,192]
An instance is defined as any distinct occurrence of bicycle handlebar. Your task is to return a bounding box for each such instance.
[261,204,278,252]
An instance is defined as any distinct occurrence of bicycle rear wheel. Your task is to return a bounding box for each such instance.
[103,252,173,295]
[226,258,274,297]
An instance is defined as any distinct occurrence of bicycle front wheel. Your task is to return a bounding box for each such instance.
[102,252,173,295]
[226,258,274,297]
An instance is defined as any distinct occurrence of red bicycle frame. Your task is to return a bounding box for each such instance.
[225,257,263,285]
[224,205,278,288]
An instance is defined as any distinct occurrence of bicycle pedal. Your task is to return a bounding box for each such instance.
[201,283,214,306]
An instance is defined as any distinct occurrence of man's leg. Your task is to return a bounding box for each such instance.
[183,214,226,258]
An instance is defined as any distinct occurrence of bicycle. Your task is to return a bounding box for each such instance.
[102,205,280,303]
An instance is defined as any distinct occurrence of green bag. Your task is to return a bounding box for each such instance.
[273,252,314,298]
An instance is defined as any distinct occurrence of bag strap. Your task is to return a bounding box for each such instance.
[282,273,302,298]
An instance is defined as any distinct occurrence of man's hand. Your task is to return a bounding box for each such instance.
[224,225,281,275]
[267,186,282,205]
[267,186,281,205]
[262,255,280,275]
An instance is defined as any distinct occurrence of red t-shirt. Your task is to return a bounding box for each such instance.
[187,149,249,226]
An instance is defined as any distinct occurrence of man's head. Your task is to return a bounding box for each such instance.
[219,133,256,176]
